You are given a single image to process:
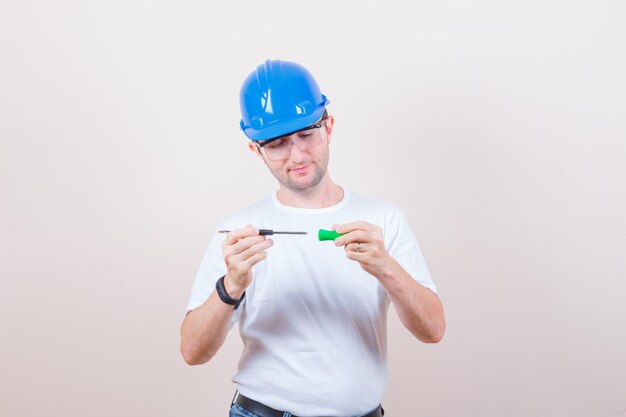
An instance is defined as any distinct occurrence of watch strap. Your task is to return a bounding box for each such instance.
[215,276,245,310]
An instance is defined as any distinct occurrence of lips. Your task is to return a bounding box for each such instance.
[290,163,312,175]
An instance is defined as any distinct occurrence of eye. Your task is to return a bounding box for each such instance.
[267,138,288,149]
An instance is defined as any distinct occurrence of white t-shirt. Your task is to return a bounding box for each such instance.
[186,189,436,417]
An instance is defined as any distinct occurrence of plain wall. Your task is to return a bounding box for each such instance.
[1,1,625,416]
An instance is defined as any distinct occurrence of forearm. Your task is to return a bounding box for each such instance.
[378,257,446,343]
[180,290,237,365]
[181,227,271,365]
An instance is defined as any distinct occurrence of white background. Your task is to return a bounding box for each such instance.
[1,1,625,416]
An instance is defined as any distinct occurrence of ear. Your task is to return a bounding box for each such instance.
[248,141,263,159]
[324,115,335,144]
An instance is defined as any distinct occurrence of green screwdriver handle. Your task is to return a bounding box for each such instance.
[318,229,344,241]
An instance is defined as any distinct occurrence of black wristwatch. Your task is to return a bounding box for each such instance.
[215,276,245,310]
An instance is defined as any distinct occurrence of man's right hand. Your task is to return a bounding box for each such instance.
[181,224,272,365]
[221,225,273,299]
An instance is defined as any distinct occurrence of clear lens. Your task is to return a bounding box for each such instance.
[262,123,324,161]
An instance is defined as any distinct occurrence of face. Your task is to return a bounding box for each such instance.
[249,116,334,193]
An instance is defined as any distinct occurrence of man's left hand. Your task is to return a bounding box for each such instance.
[333,221,390,278]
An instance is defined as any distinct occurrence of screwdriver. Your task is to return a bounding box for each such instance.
[218,229,307,236]
[318,229,345,241]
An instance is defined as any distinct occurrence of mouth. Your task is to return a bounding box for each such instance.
[290,163,312,175]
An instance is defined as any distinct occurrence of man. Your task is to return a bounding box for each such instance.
[180,59,445,417]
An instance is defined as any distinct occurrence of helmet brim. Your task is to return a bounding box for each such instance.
[241,101,328,141]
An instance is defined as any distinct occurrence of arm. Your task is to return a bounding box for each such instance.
[374,256,445,343]
[180,226,273,365]
[333,221,446,343]
[180,290,240,365]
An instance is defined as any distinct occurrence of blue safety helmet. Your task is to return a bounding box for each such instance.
[239,59,330,141]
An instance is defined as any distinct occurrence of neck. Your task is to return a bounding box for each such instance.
[276,175,344,208]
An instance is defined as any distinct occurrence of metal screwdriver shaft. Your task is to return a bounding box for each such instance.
[218,229,307,236]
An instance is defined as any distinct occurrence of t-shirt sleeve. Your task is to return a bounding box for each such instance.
[185,228,242,328]
[385,207,438,294]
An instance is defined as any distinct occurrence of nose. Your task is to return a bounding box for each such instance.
[288,139,305,163]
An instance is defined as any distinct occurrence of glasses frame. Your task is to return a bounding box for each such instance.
[256,117,328,161]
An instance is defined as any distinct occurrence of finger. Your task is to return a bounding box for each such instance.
[335,221,372,235]
[234,240,272,272]
[350,241,369,252]
[230,238,273,264]
[227,235,267,256]
[223,232,264,257]
[344,242,364,252]
[240,250,269,271]
[335,230,369,247]
[223,225,259,245]
[345,250,366,262]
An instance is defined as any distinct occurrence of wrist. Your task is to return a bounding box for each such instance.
[223,275,246,300]
[376,255,397,283]
[215,276,246,310]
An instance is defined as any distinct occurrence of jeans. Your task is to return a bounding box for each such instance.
[229,402,291,417]
[228,402,384,417]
